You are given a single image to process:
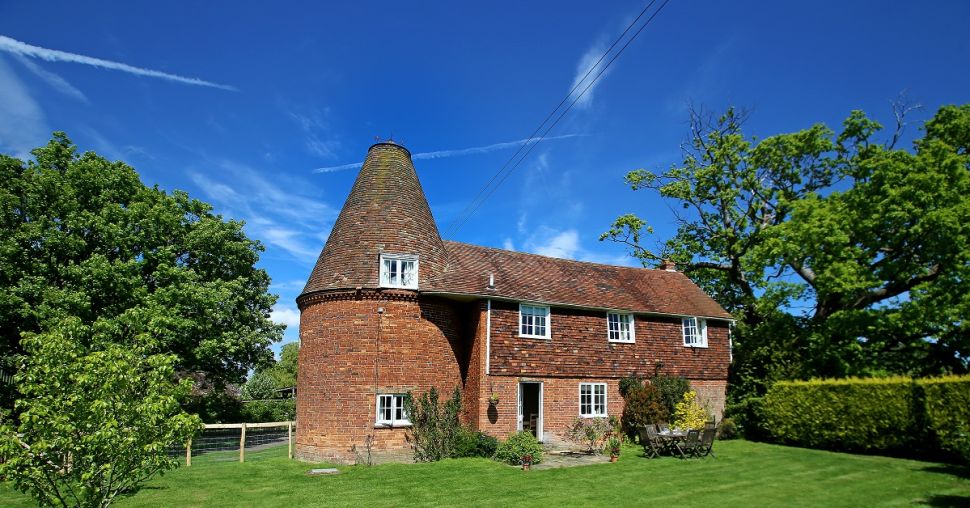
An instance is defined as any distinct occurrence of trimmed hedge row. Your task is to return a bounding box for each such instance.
[760,375,970,462]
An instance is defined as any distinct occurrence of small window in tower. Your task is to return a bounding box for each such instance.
[376,394,410,426]
[380,254,419,289]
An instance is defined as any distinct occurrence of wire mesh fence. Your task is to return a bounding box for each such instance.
[168,421,294,465]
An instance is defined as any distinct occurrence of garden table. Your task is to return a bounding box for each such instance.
[657,429,687,454]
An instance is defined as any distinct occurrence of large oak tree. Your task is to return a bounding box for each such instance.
[604,104,970,398]
[0,133,283,406]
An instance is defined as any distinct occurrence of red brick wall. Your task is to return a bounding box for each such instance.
[296,290,466,463]
[487,300,730,380]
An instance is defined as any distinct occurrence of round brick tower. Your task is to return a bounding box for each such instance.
[295,142,466,463]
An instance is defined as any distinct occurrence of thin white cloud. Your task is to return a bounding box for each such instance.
[529,229,581,259]
[288,109,340,159]
[571,41,610,110]
[311,134,583,174]
[13,54,87,102]
[0,55,48,159]
[189,161,338,262]
[0,35,236,91]
[523,226,638,266]
[502,238,515,251]
[270,304,301,329]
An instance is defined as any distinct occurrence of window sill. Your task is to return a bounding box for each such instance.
[579,414,608,419]
[519,334,551,340]
[374,423,412,429]
[379,285,419,290]
[608,339,635,344]
[683,343,708,349]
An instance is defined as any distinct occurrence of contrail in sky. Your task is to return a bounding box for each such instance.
[0,35,237,91]
[312,134,584,173]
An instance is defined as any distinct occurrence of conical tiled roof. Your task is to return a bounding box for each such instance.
[302,142,447,295]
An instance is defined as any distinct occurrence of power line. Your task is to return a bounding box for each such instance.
[441,0,658,239]
[443,0,672,238]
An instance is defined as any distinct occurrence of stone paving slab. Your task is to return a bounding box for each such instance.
[531,450,612,470]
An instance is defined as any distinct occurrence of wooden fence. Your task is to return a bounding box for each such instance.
[184,421,295,467]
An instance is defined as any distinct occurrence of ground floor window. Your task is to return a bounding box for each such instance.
[376,394,410,426]
[579,383,607,417]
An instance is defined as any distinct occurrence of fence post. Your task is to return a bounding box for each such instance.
[239,423,246,463]
[288,421,293,460]
[185,438,192,467]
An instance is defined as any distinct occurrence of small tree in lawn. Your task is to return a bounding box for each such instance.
[0,319,202,508]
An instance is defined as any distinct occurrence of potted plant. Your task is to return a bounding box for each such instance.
[489,393,500,406]
[607,435,622,462]
[521,454,533,471]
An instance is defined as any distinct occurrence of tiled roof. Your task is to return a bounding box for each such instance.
[300,142,731,321]
[427,241,732,320]
[303,143,447,294]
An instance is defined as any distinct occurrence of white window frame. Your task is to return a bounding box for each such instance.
[579,383,607,418]
[518,303,551,339]
[375,393,410,427]
[379,254,419,289]
[607,312,635,343]
[682,317,708,348]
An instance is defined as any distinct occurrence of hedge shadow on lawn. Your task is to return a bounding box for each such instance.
[917,494,970,507]
[921,464,970,481]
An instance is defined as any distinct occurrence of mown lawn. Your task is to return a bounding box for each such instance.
[2,440,968,507]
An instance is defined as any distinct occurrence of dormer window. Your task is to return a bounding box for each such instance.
[380,254,418,289]
[607,312,635,343]
[682,317,708,347]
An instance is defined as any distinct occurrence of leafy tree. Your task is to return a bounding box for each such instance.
[241,371,277,401]
[260,342,298,389]
[652,374,690,416]
[0,133,283,406]
[0,318,202,507]
[603,104,970,398]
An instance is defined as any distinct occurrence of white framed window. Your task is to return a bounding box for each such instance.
[519,304,551,339]
[682,317,708,347]
[379,254,418,289]
[579,383,607,417]
[607,312,635,343]
[376,394,410,426]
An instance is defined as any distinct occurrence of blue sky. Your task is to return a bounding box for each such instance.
[2,1,969,356]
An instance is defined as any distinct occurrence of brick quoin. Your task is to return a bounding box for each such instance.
[296,142,732,463]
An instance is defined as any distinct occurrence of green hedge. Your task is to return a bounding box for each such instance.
[921,376,970,462]
[760,375,970,462]
[240,399,296,423]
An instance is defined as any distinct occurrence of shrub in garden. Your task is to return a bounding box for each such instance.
[453,428,498,458]
[653,375,690,416]
[567,417,613,453]
[725,396,767,441]
[717,418,739,440]
[618,375,643,397]
[919,376,970,463]
[403,386,463,462]
[620,383,667,442]
[672,390,708,430]
[494,431,543,465]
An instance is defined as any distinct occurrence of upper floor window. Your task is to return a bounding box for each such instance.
[376,394,410,426]
[579,383,607,417]
[607,312,635,343]
[682,317,708,347]
[519,304,550,339]
[380,254,418,289]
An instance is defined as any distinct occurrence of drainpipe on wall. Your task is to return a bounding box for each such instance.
[485,299,492,375]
